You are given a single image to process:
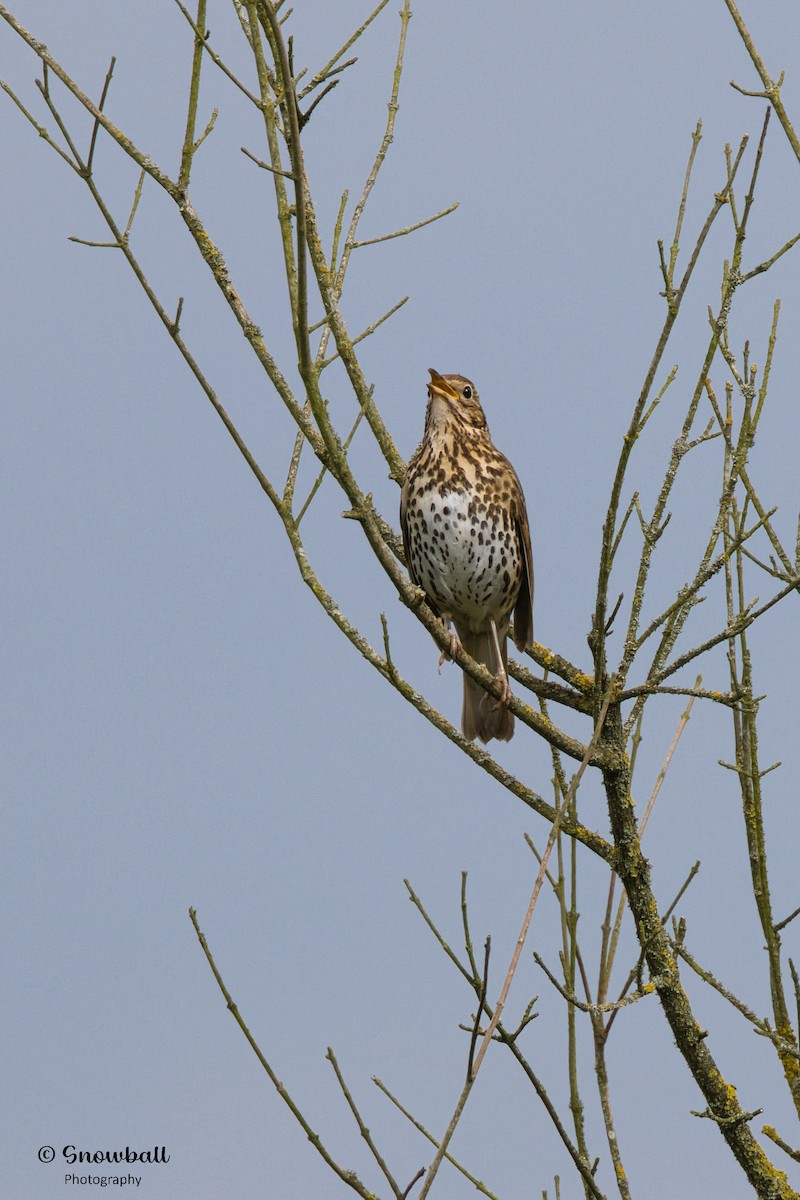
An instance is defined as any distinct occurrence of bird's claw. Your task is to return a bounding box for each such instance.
[490,671,512,709]
[438,630,463,672]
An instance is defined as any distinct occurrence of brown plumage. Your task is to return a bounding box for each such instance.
[401,369,534,742]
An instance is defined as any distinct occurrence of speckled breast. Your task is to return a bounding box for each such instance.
[405,483,523,631]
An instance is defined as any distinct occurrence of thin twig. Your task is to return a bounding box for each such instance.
[298,0,391,99]
[87,56,115,175]
[0,79,79,171]
[372,1078,501,1200]
[762,1127,800,1165]
[319,295,408,368]
[471,686,617,1078]
[178,0,207,190]
[775,904,800,935]
[352,202,459,248]
[675,941,800,1062]
[189,909,377,1198]
[240,143,295,178]
[327,1048,403,1199]
[723,0,800,163]
[172,0,261,104]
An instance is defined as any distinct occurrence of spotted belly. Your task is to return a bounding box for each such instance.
[405,486,522,631]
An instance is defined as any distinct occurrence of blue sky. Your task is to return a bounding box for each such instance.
[3,3,800,1197]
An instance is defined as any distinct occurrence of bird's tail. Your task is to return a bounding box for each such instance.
[459,626,513,743]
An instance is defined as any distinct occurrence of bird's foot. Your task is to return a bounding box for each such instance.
[486,619,511,708]
[489,669,512,710]
[438,630,463,671]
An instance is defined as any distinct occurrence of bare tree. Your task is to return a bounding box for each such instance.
[3,2,800,1196]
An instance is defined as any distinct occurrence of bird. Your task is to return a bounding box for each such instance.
[400,369,534,743]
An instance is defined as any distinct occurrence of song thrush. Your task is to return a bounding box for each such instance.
[401,369,534,743]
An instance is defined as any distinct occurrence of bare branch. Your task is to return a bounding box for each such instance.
[189,908,377,1198]
[352,202,459,249]
[327,1048,403,1199]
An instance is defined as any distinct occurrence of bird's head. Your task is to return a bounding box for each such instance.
[426,369,488,432]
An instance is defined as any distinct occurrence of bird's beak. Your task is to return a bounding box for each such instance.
[428,369,459,400]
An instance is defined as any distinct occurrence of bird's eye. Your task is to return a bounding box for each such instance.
[462,385,473,400]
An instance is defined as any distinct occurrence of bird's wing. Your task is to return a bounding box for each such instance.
[399,474,419,588]
[512,471,534,651]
